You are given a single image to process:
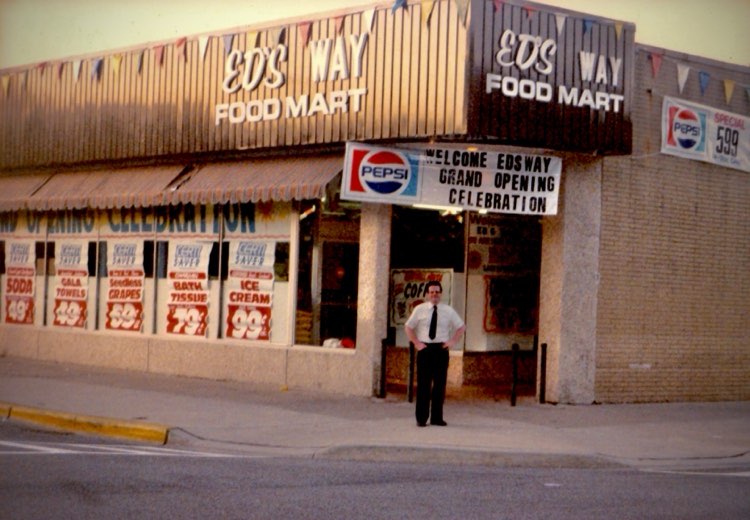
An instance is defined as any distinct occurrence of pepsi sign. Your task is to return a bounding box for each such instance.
[342,142,420,203]
[667,106,706,153]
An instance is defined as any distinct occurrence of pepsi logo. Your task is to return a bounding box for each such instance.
[669,108,705,151]
[358,150,412,195]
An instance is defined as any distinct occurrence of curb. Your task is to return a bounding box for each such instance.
[1,401,170,444]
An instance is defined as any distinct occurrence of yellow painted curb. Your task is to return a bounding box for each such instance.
[4,402,169,444]
[0,402,11,420]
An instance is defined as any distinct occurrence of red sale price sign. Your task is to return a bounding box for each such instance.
[53,299,87,328]
[106,302,144,331]
[5,296,34,324]
[226,305,271,340]
[167,304,208,336]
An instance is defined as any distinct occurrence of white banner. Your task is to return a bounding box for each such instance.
[166,240,212,336]
[106,240,145,332]
[661,96,750,173]
[53,240,89,328]
[224,241,274,341]
[4,240,36,325]
[342,142,562,215]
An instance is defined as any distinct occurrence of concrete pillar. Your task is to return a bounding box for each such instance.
[538,158,602,404]
[355,202,392,396]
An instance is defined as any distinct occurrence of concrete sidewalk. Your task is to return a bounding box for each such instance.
[1,356,749,472]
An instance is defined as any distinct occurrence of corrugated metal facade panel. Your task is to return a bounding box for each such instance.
[0,1,468,170]
[0,172,53,211]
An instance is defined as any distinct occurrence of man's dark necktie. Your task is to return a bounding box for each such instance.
[428,305,437,340]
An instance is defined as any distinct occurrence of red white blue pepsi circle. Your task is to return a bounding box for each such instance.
[668,107,706,152]
[347,146,419,198]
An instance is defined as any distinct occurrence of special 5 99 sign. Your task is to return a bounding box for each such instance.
[662,96,749,173]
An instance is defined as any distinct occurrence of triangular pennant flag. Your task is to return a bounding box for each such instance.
[421,0,436,25]
[154,45,165,66]
[73,60,82,81]
[493,0,503,12]
[677,63,690,93]
[364,8,376,32]
[91,58,103,81]
[247,31,258,48]
[136,50,145,74]
[583,19,594,35]
[555,14,566,35]
[37,62,48,76]
[2,75,10,96]
[614,22,623,40]
[298,23,312,47]
[392,0,407,13]
[176,37,187,60]
[222,34,234,55]
[276,27,287,46]
[522,6,536,19]
[198,36,210,61]
[57,62,65,80]
[699,71,710,95]
[111,54,123,76]
[723,79,735,104]
[650,53,663,78]
[455,0,470,26]
[335,16,345,34]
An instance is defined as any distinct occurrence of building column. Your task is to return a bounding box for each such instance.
[355,202,392,396]
[538,158,602,404]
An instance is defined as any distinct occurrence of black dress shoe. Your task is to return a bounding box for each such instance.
[430,420,447,426]
[417,422,427,427]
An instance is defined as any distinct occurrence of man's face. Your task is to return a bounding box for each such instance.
[427,286,442,305]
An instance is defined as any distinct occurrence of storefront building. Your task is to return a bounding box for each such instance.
[0,1,748,403]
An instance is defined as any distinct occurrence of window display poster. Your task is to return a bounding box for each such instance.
[224,241,274,341]
[105,240,145,332]
[4,240,36,325]
[389,269,453,327]
[166,240,211,336]
[53,240,88,328]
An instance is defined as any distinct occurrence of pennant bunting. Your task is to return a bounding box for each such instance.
[699,71,710,95]
[73,60,82,81]
[176,37,187,60]
[270,27,286,46]
[57,62,65,80]
[650,53,663,78]
[91,58,103,81]
[111,54,123,76]
[555,14,566,35]
[154,45,165,66]
[298,23,312,47]
[363,8,376,32]
[136,50,145,74]
[198,36,210,61]
[335,16,345,34]
[614,22,623,40]
[222,34,234,55]
[455,0,470,26]
[247,31,258,48]
[20,70,27,89]
[583,19,594,35]
[723,79,735,104]
[493,0,503,12]
[677,63,690,93]
[37,62,47,76]
[392,0,407,13]
[421,0,436,25]
[522,6,536,19]
[2,75,9,96]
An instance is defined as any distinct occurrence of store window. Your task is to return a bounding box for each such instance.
[391,206,465,272]
[295,195,360,348]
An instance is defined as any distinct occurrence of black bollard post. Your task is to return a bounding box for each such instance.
[511,343,519,407]
[539,343,547,404]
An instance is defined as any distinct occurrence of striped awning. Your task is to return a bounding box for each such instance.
[164,155,342,206]
[25,166,186,211]
[0,172,53,211]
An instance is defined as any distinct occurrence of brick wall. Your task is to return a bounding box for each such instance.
[596,47,750,402]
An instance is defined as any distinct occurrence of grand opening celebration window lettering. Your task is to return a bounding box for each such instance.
[295,195,360,348]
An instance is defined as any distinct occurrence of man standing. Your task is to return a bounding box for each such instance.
[405,280,465,427]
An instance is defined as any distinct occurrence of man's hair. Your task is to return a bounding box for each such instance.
[425,280,442,292]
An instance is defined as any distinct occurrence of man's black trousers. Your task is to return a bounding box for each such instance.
[416,343,449,425]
